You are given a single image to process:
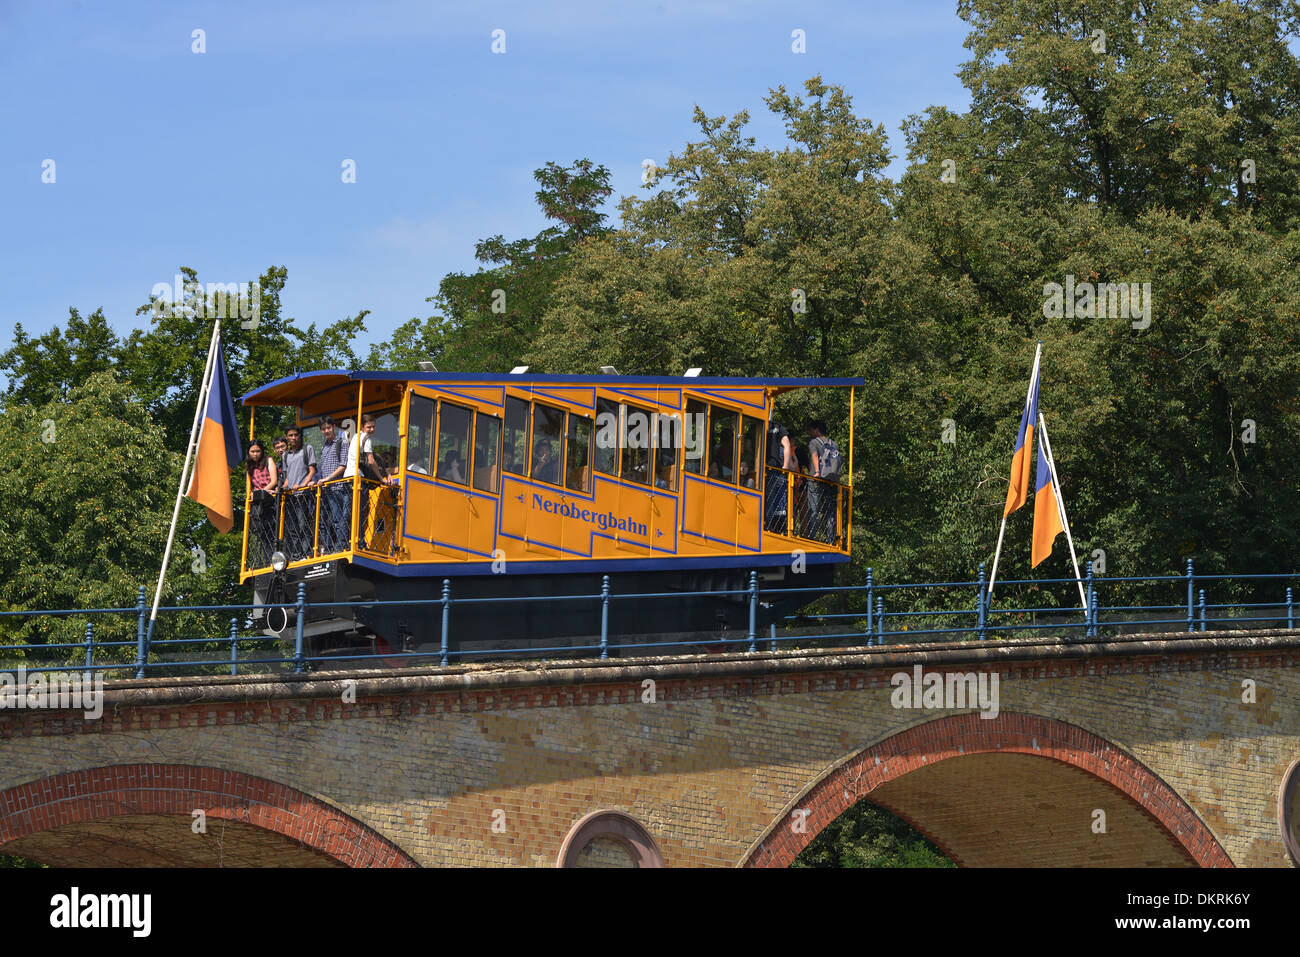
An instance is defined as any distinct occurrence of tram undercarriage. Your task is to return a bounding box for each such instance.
[251,561,838,666]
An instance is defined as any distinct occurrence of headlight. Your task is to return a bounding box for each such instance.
[270,551,288,572]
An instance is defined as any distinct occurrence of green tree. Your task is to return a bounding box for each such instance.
[0,372,178,654]
[0,308,119,407]
[794,802,955,868]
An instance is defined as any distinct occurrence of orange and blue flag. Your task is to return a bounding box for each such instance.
[185,343,242,532]
[1031,425,1065,566]
[1003,346,1041,517]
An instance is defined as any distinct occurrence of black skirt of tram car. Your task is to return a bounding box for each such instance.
[252,560,838,664]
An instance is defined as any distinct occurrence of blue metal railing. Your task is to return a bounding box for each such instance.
[0,560,1296,679]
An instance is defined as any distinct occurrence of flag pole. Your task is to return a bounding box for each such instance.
[988,342,1042,596]
[987,514,1010,597]
[1038,412,1087,608]
[145,319,222,651]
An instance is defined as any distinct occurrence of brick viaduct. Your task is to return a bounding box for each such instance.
[0,629,1297,867]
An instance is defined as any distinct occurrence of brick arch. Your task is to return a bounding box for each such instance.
[741,712,1233,868]
[0,764,417,868]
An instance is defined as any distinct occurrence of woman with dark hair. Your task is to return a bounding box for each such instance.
[245,439,279,562]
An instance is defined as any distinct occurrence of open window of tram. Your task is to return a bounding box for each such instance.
[759,396,850,550]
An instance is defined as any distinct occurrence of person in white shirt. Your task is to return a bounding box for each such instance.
[345,413,396,551]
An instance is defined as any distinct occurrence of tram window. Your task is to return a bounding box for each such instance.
[531,403,565,486]
[593,397,619,477]
[739,416,763,490]
[565,414,591,492]
[503,397,529,476]
[621,404,652,486]
[708,405,738,484]
[437,402,472,485]
[473,413,501,492]
[683,399,706,475]
[406,395,436,474]
[653,412,679,492]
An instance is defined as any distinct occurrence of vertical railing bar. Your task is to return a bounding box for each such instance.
[440,579,452,667]
[135,585,148,679]
[976,563,987,641]
[747,571,758,653]
[83,621,94,674]
[230,618,239,676]
[1085,565,1095,639]
[865,567,874,645]
[1199,588,1207,633]
[1287,587,1294,631]
[1186,558,1195,633]
[293,582,307,674]
[599,575,610,660]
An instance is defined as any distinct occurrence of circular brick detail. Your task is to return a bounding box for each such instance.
[742,712,1233,868]
[0,764,417,868]
[556,810,666,868]
[1280,756,1300,866]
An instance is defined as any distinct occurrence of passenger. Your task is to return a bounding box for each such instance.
[273,436,287,462]
[441,449,465,484]
[533,440,558,484]
[281,426,318,559]
[345,414,394,485]
[345,414,392,551]
[316,415,348,553]
[245,439,279,563]
[764,420,794,533]
[408,436,430,474]
[807,420,841,544]
[738,458,755,489]
[654,451,674,490]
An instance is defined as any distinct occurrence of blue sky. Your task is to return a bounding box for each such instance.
[1,0,971,358]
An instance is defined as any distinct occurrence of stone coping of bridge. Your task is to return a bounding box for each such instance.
[24,626,1300,708]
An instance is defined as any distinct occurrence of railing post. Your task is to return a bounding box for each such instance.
[865,567,874,644]
[293,582,307,674]
[135,585,147,679]
[83,621,94,674]
[1288,587,1294,631]
[599,575,610,660]
[1186,558,1195,632]
[1085,565,1095,639]
[229,618,239,675]
[440,579,452,666]
[770,622,777,652]
[876,596,884,645]
[976,563,988,641]
[1199,588,1207,633]
[747,571,758,653]
[1091,588,1099,637]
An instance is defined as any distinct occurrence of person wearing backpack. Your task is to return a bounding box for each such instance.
[807,420,842,544]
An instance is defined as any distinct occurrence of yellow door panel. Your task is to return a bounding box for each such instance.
[466,493,497,557]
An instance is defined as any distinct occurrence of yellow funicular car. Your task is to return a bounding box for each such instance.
[240,370,859,660]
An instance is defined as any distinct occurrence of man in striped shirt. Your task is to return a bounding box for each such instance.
[316,415,348,553]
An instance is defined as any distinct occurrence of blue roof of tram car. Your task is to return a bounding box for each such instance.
[240,370,865,406]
